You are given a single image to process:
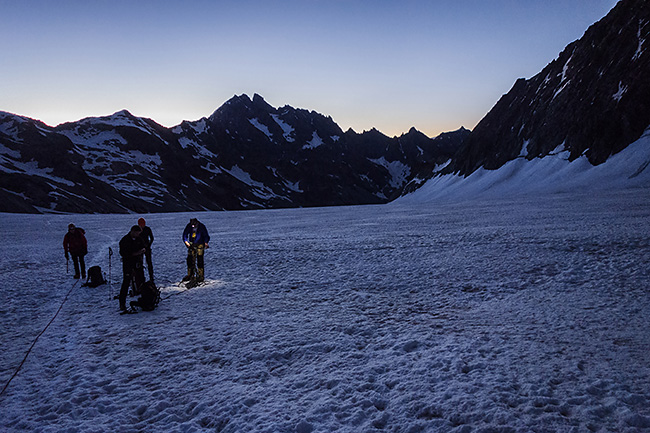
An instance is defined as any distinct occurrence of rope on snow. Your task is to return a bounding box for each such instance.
[0,279,80,398]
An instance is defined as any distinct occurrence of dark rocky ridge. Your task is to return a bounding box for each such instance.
[448,0,650,176]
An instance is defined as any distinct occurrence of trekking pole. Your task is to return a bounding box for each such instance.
[144,257,151,283]
[66,256,69,274]
[108,247,113,300]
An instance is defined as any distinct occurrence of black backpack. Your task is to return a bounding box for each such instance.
[83,266,106,288]
[131,281,160,311]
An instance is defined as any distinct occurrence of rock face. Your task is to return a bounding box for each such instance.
[0,95,465,213]
[449,0,650,176]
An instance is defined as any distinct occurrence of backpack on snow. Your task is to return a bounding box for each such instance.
[83,266,106,288]
[130,281,160,311]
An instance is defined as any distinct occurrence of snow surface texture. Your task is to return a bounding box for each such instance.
[1,190,650,432]
[397,127,650,204]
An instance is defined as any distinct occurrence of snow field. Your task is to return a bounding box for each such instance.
[396,127,650,204]
[1,190,650,432]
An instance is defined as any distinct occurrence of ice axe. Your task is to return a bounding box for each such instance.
[108,247,113,300]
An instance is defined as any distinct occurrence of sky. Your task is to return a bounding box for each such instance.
[1,0,619,138]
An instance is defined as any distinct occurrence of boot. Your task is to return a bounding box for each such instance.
[181,266,191,281]
[197,268,204,283]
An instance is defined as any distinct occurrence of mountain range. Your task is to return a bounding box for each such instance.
[0,95,467,213]
[2,0,649,214]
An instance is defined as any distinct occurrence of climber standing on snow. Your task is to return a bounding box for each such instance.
[182,218,210,287]
[138,217,155,282]
[118,225,146,312]
[63,223,87,280]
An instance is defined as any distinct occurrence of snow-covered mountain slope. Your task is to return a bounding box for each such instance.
[402,0,650,201]
[1,191,649,432]
[0,96,465,214]
[398,126,650,203]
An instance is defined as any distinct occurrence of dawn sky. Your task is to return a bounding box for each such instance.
[2,0,619,137]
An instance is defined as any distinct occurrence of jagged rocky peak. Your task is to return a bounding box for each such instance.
[209,93,272,123]
[252,93,274,110]
[400,127,430,140]
[218,93,272,110]
[363,127,388,138]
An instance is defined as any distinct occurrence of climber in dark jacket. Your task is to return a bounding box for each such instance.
[138,217,155,282]
[118,225,146,312]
